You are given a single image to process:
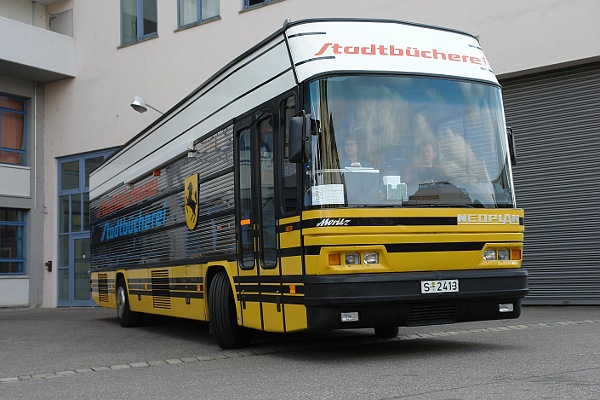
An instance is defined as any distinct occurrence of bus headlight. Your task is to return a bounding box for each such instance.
[497,249,510,261]
[345,253,360,265]
[363,252,379,264]
[483,249,497,261]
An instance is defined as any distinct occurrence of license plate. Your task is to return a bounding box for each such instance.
[421,279,459,294]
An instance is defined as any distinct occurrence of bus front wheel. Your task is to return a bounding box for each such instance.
[208,271,250,349]
[116,277,143,327]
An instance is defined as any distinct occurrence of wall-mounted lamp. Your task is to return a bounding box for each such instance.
[130,96,164,114]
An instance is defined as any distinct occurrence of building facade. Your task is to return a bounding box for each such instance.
[0,0,598,307]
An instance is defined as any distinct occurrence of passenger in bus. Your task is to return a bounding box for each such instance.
[404,141,446,183]
[340,136,372,168]
[260,119,273,153]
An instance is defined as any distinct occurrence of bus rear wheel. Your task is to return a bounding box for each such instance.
[116,277,143,327]
[209,271,250,349]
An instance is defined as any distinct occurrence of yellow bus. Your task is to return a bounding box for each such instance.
[90,18,528,349]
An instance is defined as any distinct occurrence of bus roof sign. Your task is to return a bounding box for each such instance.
[286,19,497,85]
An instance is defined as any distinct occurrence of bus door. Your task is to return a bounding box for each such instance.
[235,111,284,332]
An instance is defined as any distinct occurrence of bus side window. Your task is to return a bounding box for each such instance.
[237,127,254,269]
[280,96,298,213]
[258,115,276,268]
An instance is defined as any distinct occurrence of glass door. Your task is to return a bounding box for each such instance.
[73,234,92,304]
[58,233,94,306]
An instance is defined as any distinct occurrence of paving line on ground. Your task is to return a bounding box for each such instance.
[2,319,599,384]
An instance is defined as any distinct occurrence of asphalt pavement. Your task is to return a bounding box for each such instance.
[1,305,599,399]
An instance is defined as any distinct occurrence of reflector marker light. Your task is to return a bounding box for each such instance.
[341,312,359,322]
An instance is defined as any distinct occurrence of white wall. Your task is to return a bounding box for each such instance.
[0,165,30,197]
[0,277,30,306]
[39,0,600,306]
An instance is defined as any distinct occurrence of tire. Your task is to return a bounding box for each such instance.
[208,271,251,349]
[374,326,399,338]
[116,277,143,327]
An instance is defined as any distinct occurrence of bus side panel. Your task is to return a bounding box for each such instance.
[283,304,308,333]
[260,268,284,332]
[114,265,207,321]
[90,126,236,320]
[91,270,117,309]
[278,223,307,332]
[122,268,149,314]
[236,264,263,331]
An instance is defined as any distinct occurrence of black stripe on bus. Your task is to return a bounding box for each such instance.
[235,284,305,295]
[128,277,204,290]
[129,290,204,299]
[386,242,485,252]
[302,216,457,228]
[128,277,204,284]
[303,241,486,255]
[286,31,327,39]
[294,56,336,67]
[127,287,202,294]
[279,247,302,258]
[239,293,305,305]
[234,275,304,284]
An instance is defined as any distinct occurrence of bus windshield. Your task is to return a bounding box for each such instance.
[303,75,515,209]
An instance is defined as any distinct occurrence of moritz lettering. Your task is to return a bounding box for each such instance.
[316,218,351,227]
[314,42,487,68]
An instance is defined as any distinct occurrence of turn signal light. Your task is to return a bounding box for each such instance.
[329,253,341,266]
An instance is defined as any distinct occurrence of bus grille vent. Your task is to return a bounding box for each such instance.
[407,303,457,326]
[151,270,171,309]
[98,273,109,303]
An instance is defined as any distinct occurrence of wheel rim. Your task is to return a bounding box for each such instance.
[117,286,126,319]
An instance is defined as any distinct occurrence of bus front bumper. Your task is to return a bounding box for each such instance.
[303,269,528,332]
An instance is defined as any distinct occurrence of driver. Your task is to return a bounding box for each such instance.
[404,141,446,183]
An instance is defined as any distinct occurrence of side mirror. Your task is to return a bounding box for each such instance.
[507,127,517,166]
[289,112,312,163]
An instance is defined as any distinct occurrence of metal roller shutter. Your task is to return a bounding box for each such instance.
[501,63,600,305]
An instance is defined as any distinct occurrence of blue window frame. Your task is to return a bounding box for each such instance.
[121,0,158,46]
[178,0,219,28]
[0,209,26,274]
[58,150,114,304]
[58,151,114,238]
[243,0,274,9]
[0,94,27,166]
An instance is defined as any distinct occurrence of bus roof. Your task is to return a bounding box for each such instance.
[285,18,496,85]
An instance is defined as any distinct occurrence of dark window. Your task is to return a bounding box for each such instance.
[0,94,26,166]
[178,0,219,28]
[237,127,254,269]
[121,0,157,45]
[0,209,25,274]
[279,96,298,214]
[243,0,274,9]
[258,116,276,268]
